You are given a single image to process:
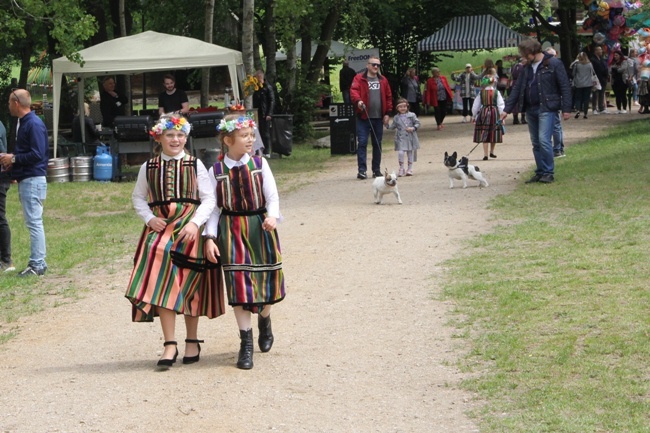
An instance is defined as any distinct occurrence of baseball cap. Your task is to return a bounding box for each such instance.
[465,63,472,68]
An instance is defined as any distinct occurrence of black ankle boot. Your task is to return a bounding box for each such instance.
[521,114,527,124]
[258,314,274,353]
[237,329,254,369]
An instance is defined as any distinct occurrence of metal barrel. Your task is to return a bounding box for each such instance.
[46,157,70,183]
[70,156,93,182]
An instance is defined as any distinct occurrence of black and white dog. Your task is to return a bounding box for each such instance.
[444,151,489,189]
[373,169,402,204]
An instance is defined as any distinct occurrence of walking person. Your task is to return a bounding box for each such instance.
[350,56,393,179]
[339,60,357,105]
[425,67,453,130]
[400,68,421,116]
[610,50,632,114]
[571,52,595,119]
[387,98,420,177]
[0,120,15,273]
[509,57,527,124]
[252,70,275,157]
[472,71,505,161]
[500,39,572,184]
[590,46,610,114]
[452,63,479,123]
[204,114,286,370]
[158,74,189,116]
[125,114,225,370]
[495,59,509,95]
[0,89,49,276]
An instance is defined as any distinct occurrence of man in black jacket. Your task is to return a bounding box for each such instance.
[590,45,610,114]
[501,39,572,184]
[252,70,275,156]
[339,61,357,104]
[99,77,128,128]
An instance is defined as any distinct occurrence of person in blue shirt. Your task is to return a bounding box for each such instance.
[0,88,49,276]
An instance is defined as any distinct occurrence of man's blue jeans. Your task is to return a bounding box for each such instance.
[356,117,383,174]
[525,107,555,176]
[17,176,47,270]
[342,90,351,105]
[552,111,564,154]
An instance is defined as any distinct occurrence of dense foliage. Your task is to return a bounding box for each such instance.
[1,0,620,138]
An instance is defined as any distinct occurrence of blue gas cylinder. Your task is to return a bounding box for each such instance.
[94,145,113,181]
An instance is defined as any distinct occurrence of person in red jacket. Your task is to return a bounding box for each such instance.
[350,56,393,179]
[425,67,453,130]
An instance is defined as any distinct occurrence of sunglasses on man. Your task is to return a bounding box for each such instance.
[368,63,381,67]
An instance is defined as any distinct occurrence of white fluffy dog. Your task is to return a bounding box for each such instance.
[444,151,489,189]
[372,169,402,204]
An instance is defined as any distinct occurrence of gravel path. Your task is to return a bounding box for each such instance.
[0,110,638,432]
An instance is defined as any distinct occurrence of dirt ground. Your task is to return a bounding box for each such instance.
[0,110,639,433]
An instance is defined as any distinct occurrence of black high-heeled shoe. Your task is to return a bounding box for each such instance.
[157,341,178,369]
[182,338,204,364]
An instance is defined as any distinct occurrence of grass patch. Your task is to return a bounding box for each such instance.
[442,120,650,432]
[434,48,518,76]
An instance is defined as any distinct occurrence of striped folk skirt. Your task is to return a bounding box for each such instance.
[217,210,285,312]
[125,203,225,322]
[473,105,503,144]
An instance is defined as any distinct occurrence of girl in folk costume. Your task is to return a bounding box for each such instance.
[472,69,505,161]
[387,98,420,176]
[125,114,225,370]
[204,114,285,370]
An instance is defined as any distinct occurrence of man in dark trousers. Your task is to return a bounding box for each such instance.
[0,120,14,273]
[0,89,49,276]
[99,77,128,128]
[252,70,275,156]
[350,55,393,180]
[339,60,357,104]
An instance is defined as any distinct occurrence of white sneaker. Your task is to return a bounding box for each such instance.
[602,109,610,114]
[592,110,599,115]
[621,109,627,114]
[462,116,468,123]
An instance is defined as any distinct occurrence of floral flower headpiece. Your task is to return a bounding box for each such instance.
[149,115,191,137]
[217,116,256,133]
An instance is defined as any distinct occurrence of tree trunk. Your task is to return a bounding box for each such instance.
[306,4,341,83]
[529,1,578,72]
[242,0,255,108]
[119,0,132,117]
[262,0,277,84]
[202,0,215,108]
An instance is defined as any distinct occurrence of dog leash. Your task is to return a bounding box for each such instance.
[361,103,383,152]
[464,142,480,158]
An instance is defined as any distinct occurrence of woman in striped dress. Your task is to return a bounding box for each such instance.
[204,114,285,370]
[125,114,225,370]
[472,69,505,161]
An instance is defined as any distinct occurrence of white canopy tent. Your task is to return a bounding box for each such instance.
[52,31,244,156]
